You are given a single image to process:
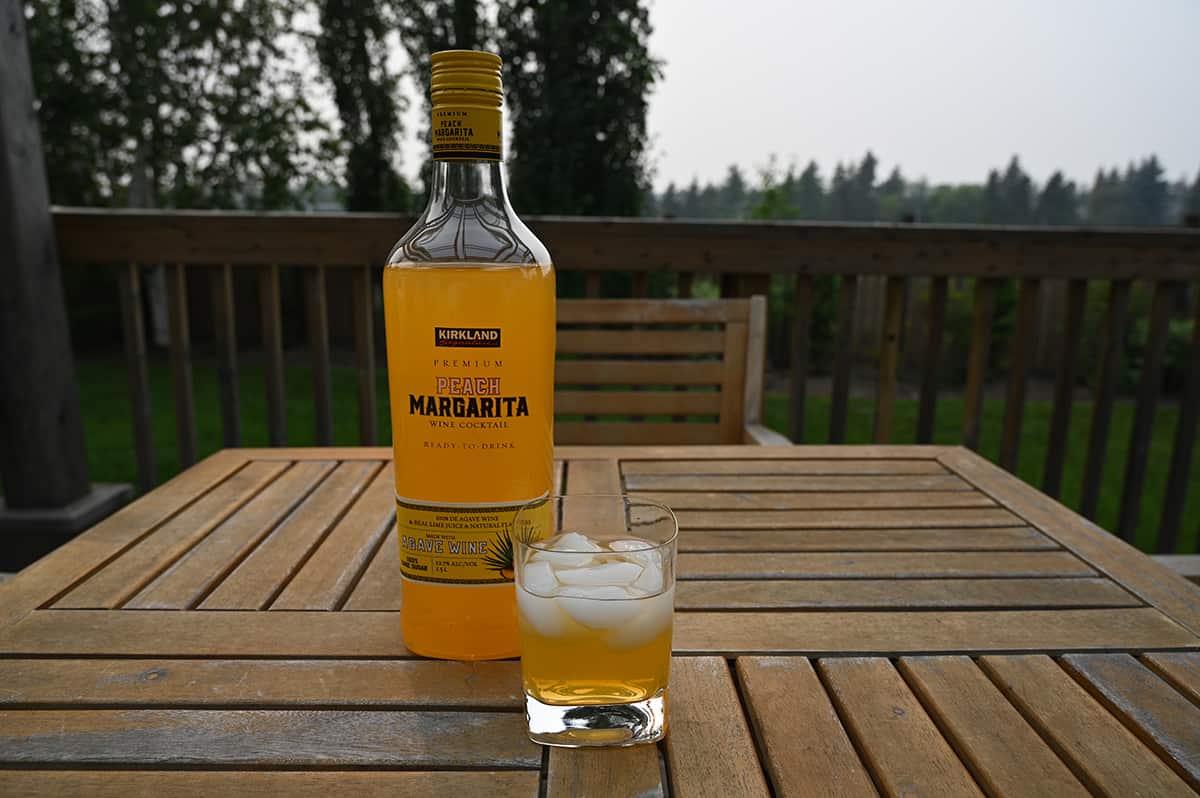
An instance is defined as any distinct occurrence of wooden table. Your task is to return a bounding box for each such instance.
[2,446,1199,796]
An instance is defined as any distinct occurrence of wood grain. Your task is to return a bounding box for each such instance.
[165,263,197,467]
[1080,279,1131,519]
[670,608,1197,655]
[117,264,156,490]
[829,275,857,444]
[1141,652,1200,707]
[1042,278,1087,499]
[547,746,664,798]
[125,461,335,609]
[979,654,1193,796]
[873,275,905,444]
[789,274,814,442]
[0,658,521,708]
[961,278,998,452]
[556,421,723,445]
[209,263,241,448]
[556,360,725,386]
[620,459,946,476]
[819,657,983,797]
[675,578,1137,611]
[673,507,1023,530]
[342,530,402,611]
[719,318,750,443]
[941,447,1200,637]
[999,278,1040,472]
[558,297,750,323]
[55,460,289,609]
[271,465,395,610]
[1061,653,1200,789]
[634,490,994,510]
[673,526,1057,552]
[0,771,540,798]
[676,551,1095,580]
[917,276,948,443]
[258,264,287,446]
[557,328,725,354]
[200,461,383,609]
[555,390,722,416]
[623,473,970,491]
[304,265,333,446]
[898,656,1088,797]
[665,657,771,797]
[737,657,877,797]
[0,709,540,768]
[0,450,245,626]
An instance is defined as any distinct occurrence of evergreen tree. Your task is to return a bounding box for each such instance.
[1124,156,1169,225]
[1182,170,1200,224]
[498,0,661,215]
[719,165,748,217]
[658,182,681,217]
[316,0,410,211]
[982,156,1033,223]
[1034,171,1079,226]
[681,179,702,217]
[877,166,907,221]
[791,161,824,219]
[1087,168,1126,224]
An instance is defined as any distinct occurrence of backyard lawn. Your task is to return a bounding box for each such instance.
[72,358,1199,554]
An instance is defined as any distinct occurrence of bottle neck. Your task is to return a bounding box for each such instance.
[425,159,510,214]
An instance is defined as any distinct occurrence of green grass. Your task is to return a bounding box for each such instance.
[71,357,1199,554]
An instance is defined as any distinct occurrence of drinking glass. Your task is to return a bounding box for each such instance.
[513,494,677,747]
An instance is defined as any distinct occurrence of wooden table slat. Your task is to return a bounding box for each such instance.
[270,465,395,611]
[675,526,1059,552]
[342,527,402,611]
[665,657,771,797]
[0,658,522,708]
[677,550,1096,580]
[621,458,948,475]
[898,655,1089,797]
[125,462,335,610]
[547,746,664,798]
[979,654,1194,796]
[624,473,970,491]
[0,772,541,798]
[737,656,877,797]
[674,507,1024,530]
[201,461,383,610]
[819,656,984,797]
[1141,652,1200,706]
[55,460,290,610]
[0,708,540,768]
[1061,653,1200,790]
[633,490,995,510]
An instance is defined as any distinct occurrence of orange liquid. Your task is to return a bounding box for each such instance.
[382,262,555,660]
[518,588,674,704]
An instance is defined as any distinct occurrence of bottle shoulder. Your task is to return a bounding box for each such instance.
[386,201,551,267]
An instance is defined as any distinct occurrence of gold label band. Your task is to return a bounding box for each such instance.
[432,106,501,161]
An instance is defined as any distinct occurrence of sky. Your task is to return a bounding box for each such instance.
[397,0,1200,192]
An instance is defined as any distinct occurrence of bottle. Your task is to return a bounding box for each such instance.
[382,50,555,660]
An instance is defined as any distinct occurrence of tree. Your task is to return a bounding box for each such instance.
[982,156,1033,224]
[719,165,747,217]
[658,182,681,217]
[1087,168,1125,224]
[497,0,661,215]
[1182,169,1200,224]
[1124,156,1168,226]
[26,0,322,209]
[1034,171,1079,226]
[316,0,410,211]
[790,160,824,219]
[397,0,488,192]
[877,166,907,221]
[827,152,878,221]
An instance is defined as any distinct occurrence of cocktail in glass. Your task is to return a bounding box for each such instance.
[513,495,677,747]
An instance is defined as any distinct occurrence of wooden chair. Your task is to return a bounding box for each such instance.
[555,296,789,445]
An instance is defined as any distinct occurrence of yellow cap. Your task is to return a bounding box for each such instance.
[430,50,503,108]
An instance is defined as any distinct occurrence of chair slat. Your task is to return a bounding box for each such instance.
[1081,279,1132,519]
[1117,281,1175,541]
[829,276,858,444]
[117,264,156,490]
[999,278,1040,471]
[259,264,287,446]
[557,329,724,354]
[166,263,197,467]
[916,276,948,443]
[873,276,905,443]
[719,320,749,443]
[304,266,332,446]
[558,298,750,324]
[210,264,241,448]
[789,275,814,442]
[352,266,377,445]
[962,278,999,451]
[554,422,722,445]
[1159,293,1200,553]
[555,391,721,416]
[555,360,724,385]
[1042,279,1087,498]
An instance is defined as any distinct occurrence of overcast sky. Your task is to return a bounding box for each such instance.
[399,0,1200,192]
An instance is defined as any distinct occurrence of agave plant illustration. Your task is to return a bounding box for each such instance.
[482,523,539,579]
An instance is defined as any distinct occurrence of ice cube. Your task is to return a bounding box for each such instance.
[609,587,675,649]
[608,538,662,572]
[551,532,603,552]
[517,586,569,637]
[632,561,664,594]
[555,562,643,587]
[529,532,606,568]
[610,539,654,552]
[556,585,643,629]
[519,560,559,597]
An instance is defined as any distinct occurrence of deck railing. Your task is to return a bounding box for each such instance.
[53,208,1200,549]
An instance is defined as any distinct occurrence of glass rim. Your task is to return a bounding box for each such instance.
[514,493,678,553]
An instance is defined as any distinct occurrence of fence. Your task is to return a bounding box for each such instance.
[53,208,1200,550]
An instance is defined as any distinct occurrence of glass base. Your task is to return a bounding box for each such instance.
[525,691,666,748]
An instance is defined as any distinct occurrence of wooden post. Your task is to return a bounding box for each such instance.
[0,0,129,567]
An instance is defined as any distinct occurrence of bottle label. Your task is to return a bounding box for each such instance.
[431,106,501,161]
[397,495,543,584]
